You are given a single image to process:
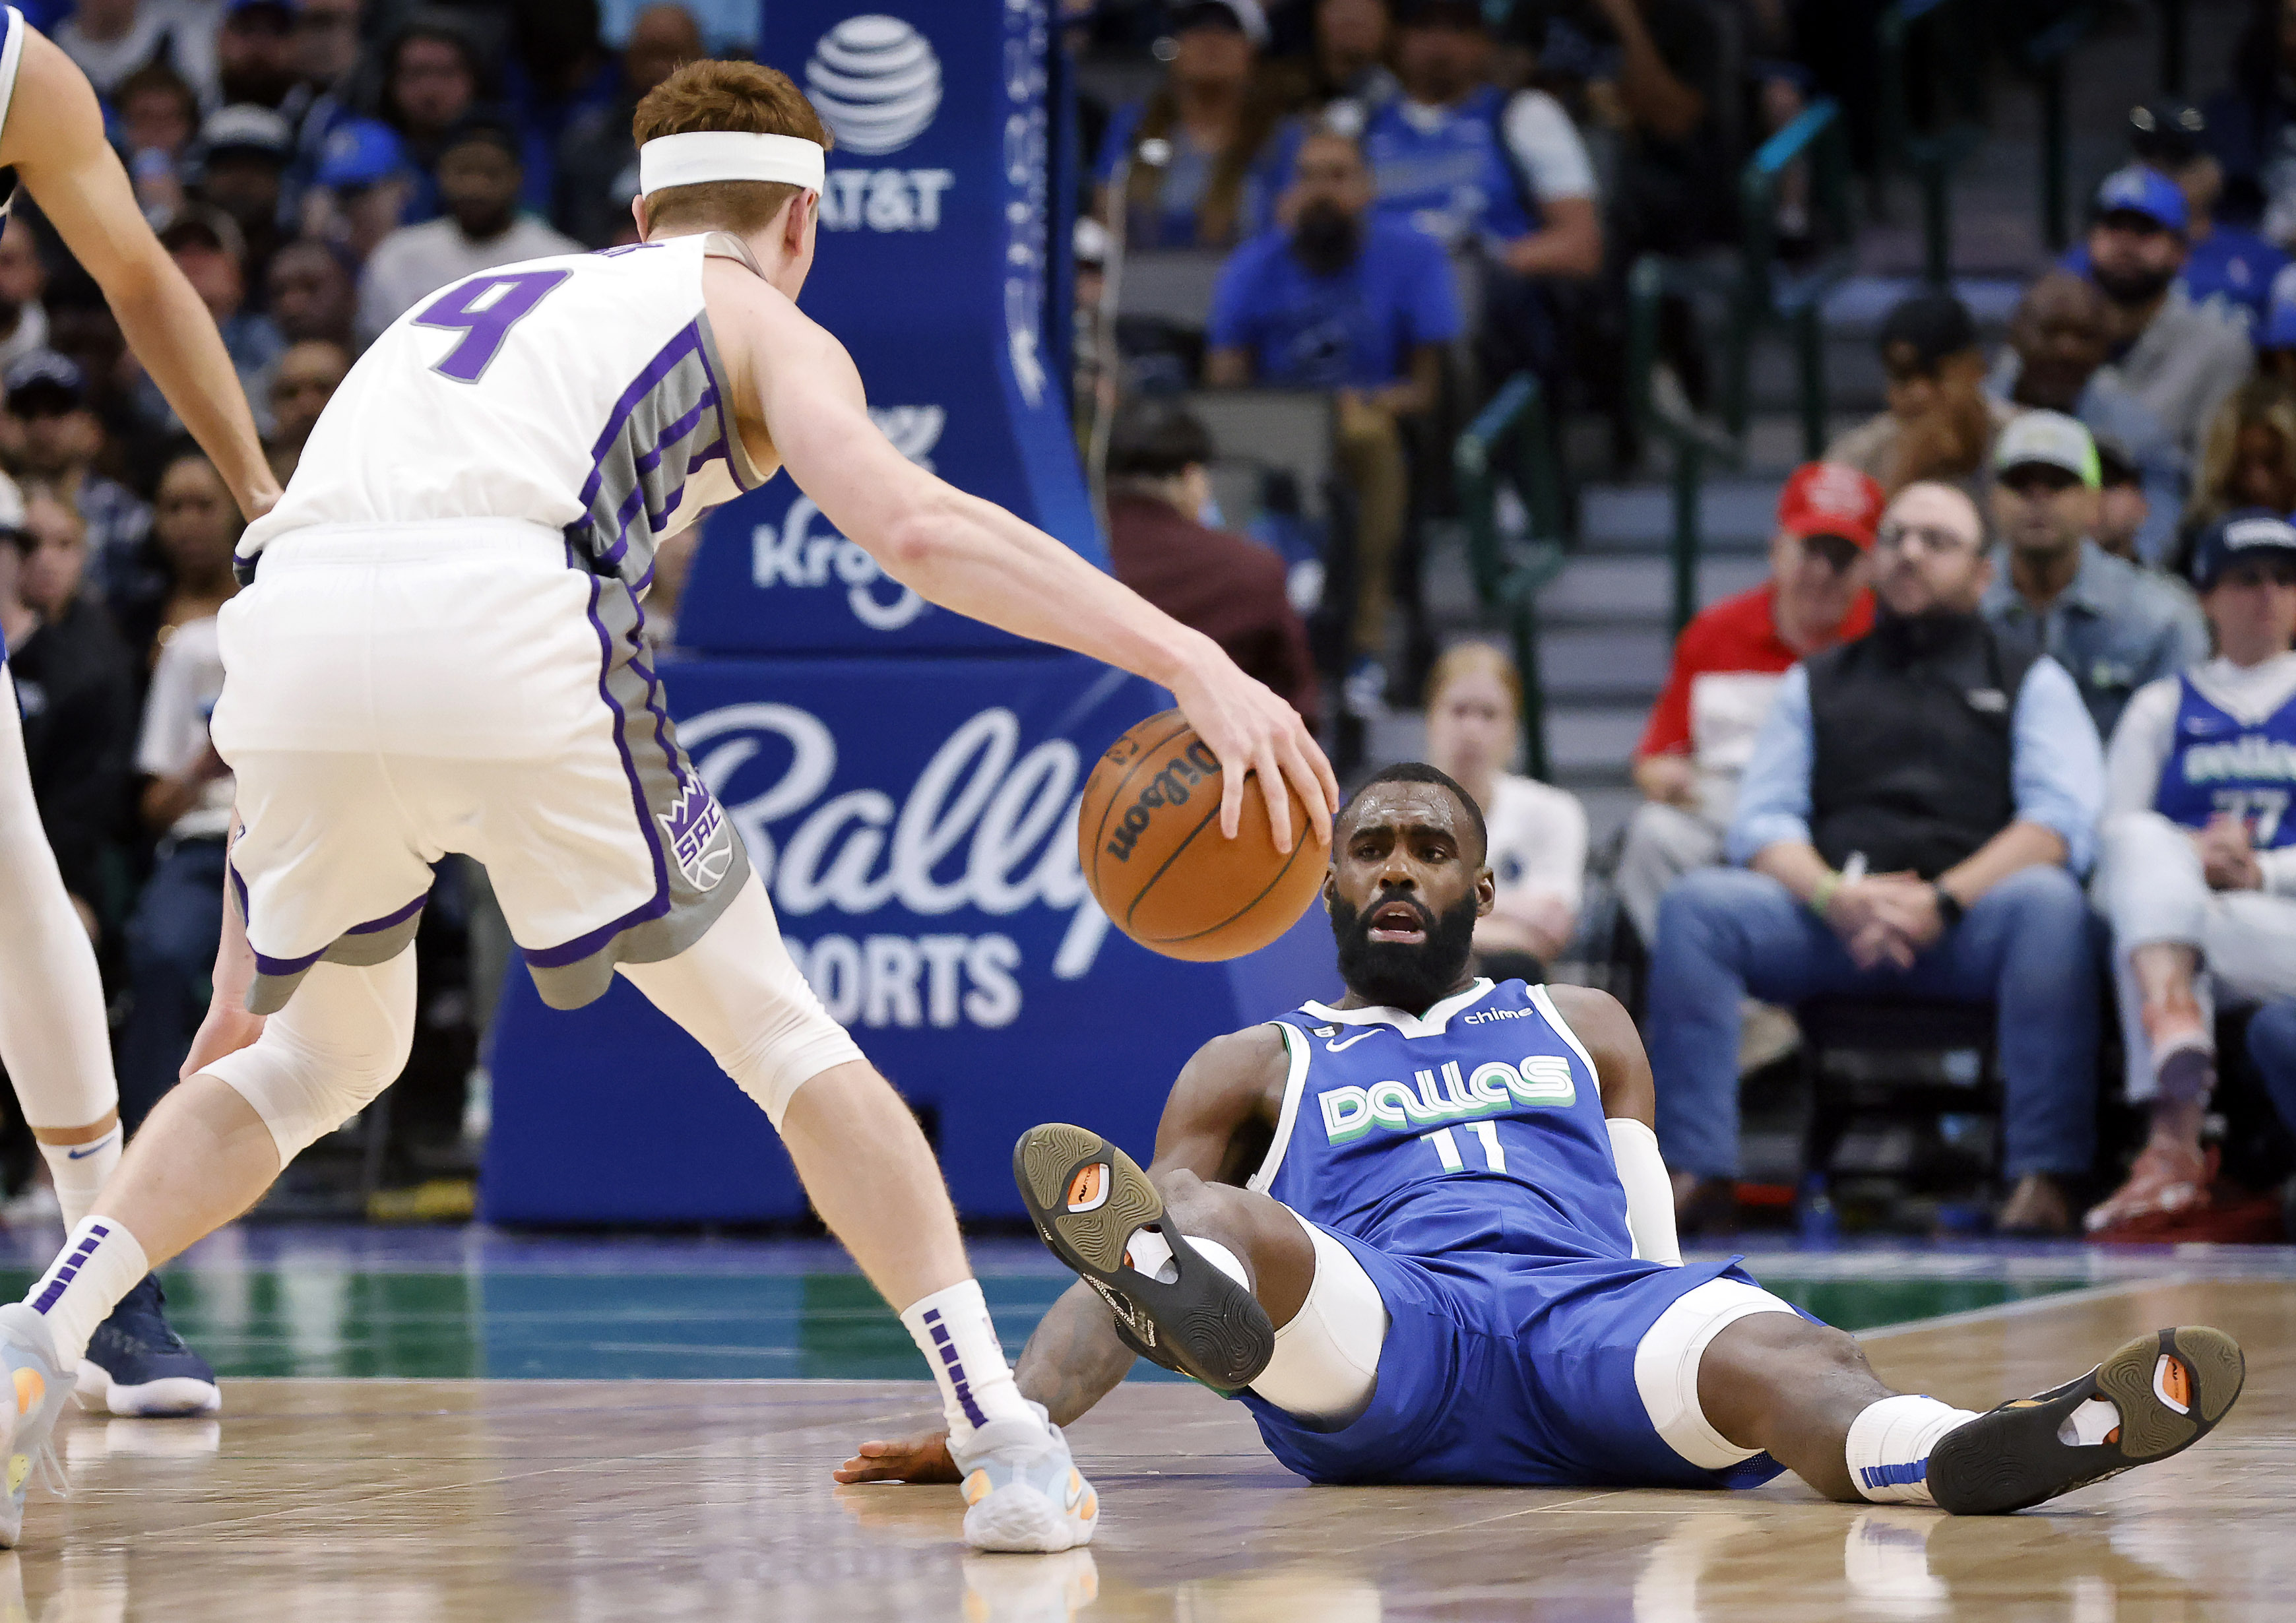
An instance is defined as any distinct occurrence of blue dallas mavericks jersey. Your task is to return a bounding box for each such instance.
[1360,86,1537,251]
[1233,977,1787,1490]
[2152,674,2296,846]
[1254,977,1636,1263]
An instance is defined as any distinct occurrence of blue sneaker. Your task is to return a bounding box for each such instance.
[951,1401,1098,1553]
[76,1277,219,1417]
[0,1303,70,1548]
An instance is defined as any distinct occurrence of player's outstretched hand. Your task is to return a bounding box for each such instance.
[1166,643,1338,854]
[834,1430,959,1485]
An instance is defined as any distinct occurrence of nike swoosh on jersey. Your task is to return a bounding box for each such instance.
[1325,1029,1381,1053]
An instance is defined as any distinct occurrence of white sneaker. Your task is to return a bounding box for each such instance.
[0,1305,71,1549]
[950,1403,1098,1553]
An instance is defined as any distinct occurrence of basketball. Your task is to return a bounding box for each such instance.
[1077,709,1327,961]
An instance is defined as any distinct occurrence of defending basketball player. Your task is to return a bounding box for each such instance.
[839,765,2245,1515]
[0,59,1333,1551]
[0,7,278,1418]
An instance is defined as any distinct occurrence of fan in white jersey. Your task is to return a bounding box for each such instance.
[0,60,1337,1552]
[0,5,277,1435]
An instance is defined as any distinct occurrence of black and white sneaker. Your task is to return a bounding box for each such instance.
[1013,1124,1273,1392]
[1927,1326,2243,1514]
[76,1277,220,1417]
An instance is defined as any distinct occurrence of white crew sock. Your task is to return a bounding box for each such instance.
[899,1279,1037,1447]
[1846,1394,1981,1506]
[23,1217,149,1367]
[40,1129,121,1232]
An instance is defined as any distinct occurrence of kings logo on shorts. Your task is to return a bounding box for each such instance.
[658,776,734,891]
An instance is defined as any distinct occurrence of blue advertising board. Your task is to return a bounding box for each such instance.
[484,654,1339,1223]
[676,0,1095,656]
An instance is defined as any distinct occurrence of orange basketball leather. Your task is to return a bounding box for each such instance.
[1077,709,1326,961]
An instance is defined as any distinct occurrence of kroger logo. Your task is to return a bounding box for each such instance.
[677,699,1120,1029]
[807,15,942,156]
[751,406,941,627]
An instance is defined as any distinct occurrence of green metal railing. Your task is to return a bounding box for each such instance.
[1877,0,1989,286]
[1626,98,1854,635]
[2024,5,2103,253]
[1455,373,1570,779]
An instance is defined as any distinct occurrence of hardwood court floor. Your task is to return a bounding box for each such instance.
[11,1275,2291,1621]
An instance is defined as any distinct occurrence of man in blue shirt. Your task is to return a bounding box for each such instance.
[1209,127,1461,684]
[1645,481,2105,1238]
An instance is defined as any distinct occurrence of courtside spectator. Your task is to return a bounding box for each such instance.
[1987,272,2182,565]
[2262,274,2296,386]
[53,0,218,107]
[117,453,241,1128]
[2181,381,2296,566]
[2095,438,2153,564]
[117,63,201,221]
[1983,412,2206,741]
[3,352,152,621]
[1827,290,1996,494]
[1649,481,2104,1238]
[1097,1,1284,251]
[0,484,135,939]
[2063,101,2287,333]
[265,238,357,349]
[376,15,486,227]
[265,338,348,484]
[215,0,300,112]
[191,104,294,303]
[556,3,703,249]
[284,0,367,198]
[1619,462,1880,949]
[2084,166,2254,457]
[0,216,49,375]
[1423,641,1587,981]
[2091,511,2296,1240]
[358,118,580,345]
[1208,125,1459,691]
[149,207,284,435]
[1101,398,1319,722]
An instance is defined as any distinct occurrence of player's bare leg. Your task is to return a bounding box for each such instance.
[1696,1306,2244,1512]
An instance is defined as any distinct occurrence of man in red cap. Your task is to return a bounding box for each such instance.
[1616,462,1884,951]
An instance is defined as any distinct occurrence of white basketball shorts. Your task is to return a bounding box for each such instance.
[212,523,749,1013]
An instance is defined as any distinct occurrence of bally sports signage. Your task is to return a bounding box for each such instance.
[676,1,1097,655]
[485,654,1335,1224]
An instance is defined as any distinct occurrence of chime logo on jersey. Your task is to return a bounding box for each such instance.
[1319,1056,1576,1145]
[658,777,734,891]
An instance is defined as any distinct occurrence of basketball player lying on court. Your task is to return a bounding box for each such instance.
[839,765,2245,1515]
[0,60,1335,1553]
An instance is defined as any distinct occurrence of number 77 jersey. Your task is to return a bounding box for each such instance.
[1250,978,1642,1266]
[238,234,765,592]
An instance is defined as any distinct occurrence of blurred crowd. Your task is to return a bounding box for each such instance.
[1083,0,2296,1242]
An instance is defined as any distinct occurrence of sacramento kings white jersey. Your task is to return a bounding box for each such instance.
[240,232,763,591]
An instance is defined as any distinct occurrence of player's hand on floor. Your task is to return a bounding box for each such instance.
[834,1430,959,1484]
[180,997,266,1082]
[1166,645,1338,854]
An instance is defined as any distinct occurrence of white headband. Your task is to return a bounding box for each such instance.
[638,131,825,197]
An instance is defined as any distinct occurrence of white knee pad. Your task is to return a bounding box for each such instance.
[1634,1277,1801,1469]
[1249,1213,1389,1427]
[199,953,416,1164]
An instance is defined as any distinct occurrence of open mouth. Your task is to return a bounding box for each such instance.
[1367,899,1428,945]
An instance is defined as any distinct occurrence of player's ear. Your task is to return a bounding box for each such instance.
[630,194,650,241]
[1475,864,1495,919]
[1320,868,1339,914]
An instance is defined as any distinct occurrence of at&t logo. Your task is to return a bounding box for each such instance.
[808,15,953,233]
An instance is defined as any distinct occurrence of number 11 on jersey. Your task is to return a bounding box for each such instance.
[1424,1122,1508,1174]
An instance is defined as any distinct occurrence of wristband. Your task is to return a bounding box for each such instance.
[1809,871,1843,917]
[1932,883,1965,930]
